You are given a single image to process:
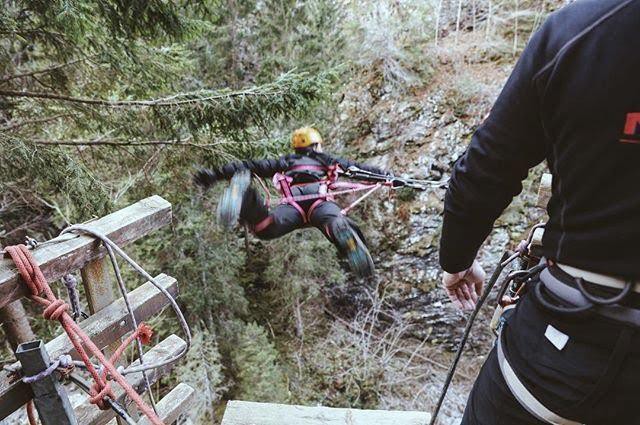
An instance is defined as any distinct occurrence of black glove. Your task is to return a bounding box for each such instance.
[193,168,218,189]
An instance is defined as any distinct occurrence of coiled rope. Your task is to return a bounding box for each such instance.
[5,244,163,424]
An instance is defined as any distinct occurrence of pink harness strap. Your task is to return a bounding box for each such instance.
[273,173,310,223]
[254,215,274,233]
[306,198,324,222]
[265,164,346,228]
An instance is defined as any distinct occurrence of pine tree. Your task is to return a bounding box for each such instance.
[232,321,290,402]
[0,0,332,236]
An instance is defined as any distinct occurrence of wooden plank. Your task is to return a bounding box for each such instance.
[221,401,431,425]
[16,340,78,425]
[136,383,196,425]
[0,195,172,309]
[82,259,117,315]
[536,173,553,209]
[81,258,128,425]
[76,335,187,425]
[0,274,178,421]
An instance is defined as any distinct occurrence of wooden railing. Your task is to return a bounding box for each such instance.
[0,196,194,424]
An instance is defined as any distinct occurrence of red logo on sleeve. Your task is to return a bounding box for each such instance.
[621,112,640,144]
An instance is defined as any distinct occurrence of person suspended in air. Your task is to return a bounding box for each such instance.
[194,127,393,277]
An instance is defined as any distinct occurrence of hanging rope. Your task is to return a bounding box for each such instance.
[428,252,512,425]
[4,245,164,425]
[61,225,192,375]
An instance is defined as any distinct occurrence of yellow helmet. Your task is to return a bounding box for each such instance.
[291,127,323,149]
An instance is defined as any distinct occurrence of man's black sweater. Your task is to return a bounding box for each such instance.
[440,0,640,279]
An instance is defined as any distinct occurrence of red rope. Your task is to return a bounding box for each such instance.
[26,401,37,425]
[5,245,163,425]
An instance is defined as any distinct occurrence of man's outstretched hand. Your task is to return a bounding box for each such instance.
[442,260,486,311]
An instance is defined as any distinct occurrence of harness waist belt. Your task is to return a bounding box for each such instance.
[496,331,582,425]
[540,268,640,327]
[557,263,640,293]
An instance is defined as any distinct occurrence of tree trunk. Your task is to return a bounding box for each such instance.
[0,300,36,351]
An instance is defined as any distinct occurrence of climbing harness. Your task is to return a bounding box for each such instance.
[251,165,446,232]
[4,225,192,425]
[496,258,640,425]
[430,216,640,425]
[534,266,640,326]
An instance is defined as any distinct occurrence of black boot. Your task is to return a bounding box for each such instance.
[330,219,375,278]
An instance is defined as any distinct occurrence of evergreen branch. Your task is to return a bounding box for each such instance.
[0,71,326,108]
[0,136,111,219]
[1,114,70,131]
[30,136,236,148]
[1,58,88,82]
[0,87,282,107]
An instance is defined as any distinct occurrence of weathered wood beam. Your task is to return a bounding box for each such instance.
[76,334,187,425]
[0,195,171,309]
[221,401,431,425]
[0,274,178,420]
[81,257,128,425]
[136,383,196,425]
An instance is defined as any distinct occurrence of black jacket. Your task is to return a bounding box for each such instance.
[440,0,640,278]
[203,150,387,186]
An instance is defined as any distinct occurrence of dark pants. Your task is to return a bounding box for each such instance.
[239,185,363,247]
[462,275,640,425]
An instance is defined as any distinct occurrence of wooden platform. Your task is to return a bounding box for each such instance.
[221,401,431,425]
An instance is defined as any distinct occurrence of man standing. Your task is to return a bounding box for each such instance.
[439,1,640,423]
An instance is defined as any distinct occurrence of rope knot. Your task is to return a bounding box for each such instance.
[42,299,69,320]
[89,382,115,410]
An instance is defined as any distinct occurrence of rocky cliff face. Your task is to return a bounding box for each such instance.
[327,42,547,351]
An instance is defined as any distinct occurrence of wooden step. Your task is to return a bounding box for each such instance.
[221,401,431,425]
